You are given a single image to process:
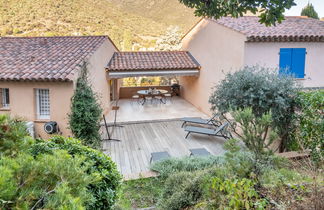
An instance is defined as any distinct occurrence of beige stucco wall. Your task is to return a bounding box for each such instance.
[244,42,324,87]
[180,19,246,115]
[0,39,117,138]
[87,40,117,114]
[0,81,74,138]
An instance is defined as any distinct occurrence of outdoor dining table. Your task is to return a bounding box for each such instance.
[137,89,168,105]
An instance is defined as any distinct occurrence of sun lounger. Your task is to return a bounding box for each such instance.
[184,122,230,139]
[180,113,220,128]
[150,151,171,163]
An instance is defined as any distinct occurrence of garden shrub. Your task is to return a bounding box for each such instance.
[157,169,213,210]
[0,115,34,157]
[209,66,299,151]
[0,150,93,209]
[260,168,312,188]
[30,136,122,210]
[295,90,324,165]
[151,155,224,179]
[201,177,267,209]
[69,62,102,149]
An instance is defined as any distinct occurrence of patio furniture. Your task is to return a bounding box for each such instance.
[164,93,172,103]
[189,148,211,157]
[181,113,221,128]
[184,122,230,139]
[131,94,140,104]
[150,151,171,163]
[144,96,153,104]
[153,95,165,104]
[137,89,168,105]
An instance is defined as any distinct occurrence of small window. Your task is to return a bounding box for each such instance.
[36,89,50,119]
[279,48,306,78]
[0,88,10,108]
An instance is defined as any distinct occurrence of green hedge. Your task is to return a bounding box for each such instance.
[29,136,122,210]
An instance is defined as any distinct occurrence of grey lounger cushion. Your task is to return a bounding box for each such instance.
[189,148,211,157]
[184,122,229,139]
[180,114,220,127]
[150,151,171,163]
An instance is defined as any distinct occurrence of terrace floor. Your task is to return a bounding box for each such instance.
[102,120,227,180]
[105,96,209,123]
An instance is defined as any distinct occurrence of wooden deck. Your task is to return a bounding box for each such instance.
[102,120,227,180]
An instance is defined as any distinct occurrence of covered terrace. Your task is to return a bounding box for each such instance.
[105,51,202,122]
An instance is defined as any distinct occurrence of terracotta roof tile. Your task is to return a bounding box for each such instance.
[107,51,200,71]
[213,16,324,42]
[0,36,108,81]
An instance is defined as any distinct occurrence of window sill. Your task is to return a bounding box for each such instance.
[0,108,11,111]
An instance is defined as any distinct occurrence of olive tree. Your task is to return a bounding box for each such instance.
[209,66,299,152]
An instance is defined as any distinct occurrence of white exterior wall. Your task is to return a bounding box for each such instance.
[244,42,324,87]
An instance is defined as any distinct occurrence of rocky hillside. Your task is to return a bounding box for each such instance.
[0,0,198,49]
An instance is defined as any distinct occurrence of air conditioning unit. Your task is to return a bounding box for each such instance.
[25,121,35,138]
[44,121,58,134]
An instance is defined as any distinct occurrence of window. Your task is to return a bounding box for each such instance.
[36,89,50,119]
[0,88,10,108]
[279,48,306,78]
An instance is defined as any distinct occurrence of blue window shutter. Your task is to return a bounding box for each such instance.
[279,48,292,75]
[291,48,306,78]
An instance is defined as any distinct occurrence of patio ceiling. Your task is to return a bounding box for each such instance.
[106,51,201,78]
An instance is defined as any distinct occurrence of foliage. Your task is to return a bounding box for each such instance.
[157,170,210,210]
[151,155,223,179]
[231,108,278,176]
[202,177,267,209]
[0,0,198,48]
[179,0,296,26]
[295,90,324,166]
[29,136,122,210]
[155,26,182,51]
[301,3,319,19]
[209,66,299,151]
[260,168,312,188]
[69,62,102,148]
[0,115,33,157]
[114,177,164,209]
[0,150,93,209]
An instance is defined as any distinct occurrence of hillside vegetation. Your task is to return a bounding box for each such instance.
[0,0,198,49]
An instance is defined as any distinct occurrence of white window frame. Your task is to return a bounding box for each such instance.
[1,88,10,108]
[36,89,50,120]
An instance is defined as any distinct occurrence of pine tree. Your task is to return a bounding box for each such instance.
[69,62,102,148]
[301,3,319,19]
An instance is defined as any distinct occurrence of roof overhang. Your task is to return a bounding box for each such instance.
[108,69,199,78]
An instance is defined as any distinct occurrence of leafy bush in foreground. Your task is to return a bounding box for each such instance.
[202,177,267,209]
[0,115,33,157]
[0,150,93,209]
[151,155,224,179]
[295,90,324,165]
[209,66,299,151]
[30,136,122,210]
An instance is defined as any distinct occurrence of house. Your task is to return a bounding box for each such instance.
[0,36,117,137]
[0,36,201,138]
[180,16,324,115]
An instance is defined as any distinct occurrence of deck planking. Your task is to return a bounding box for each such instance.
[102,120,226,179]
